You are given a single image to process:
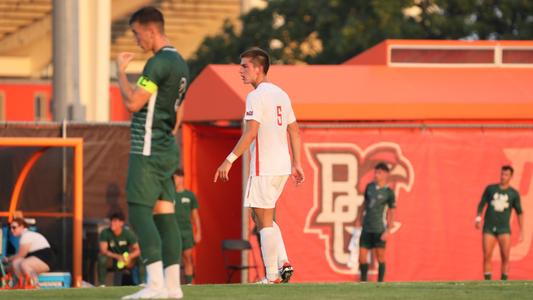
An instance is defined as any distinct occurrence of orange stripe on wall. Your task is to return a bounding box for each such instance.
[0,212,73,218]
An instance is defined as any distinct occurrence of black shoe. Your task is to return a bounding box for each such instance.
[280,262,294,283]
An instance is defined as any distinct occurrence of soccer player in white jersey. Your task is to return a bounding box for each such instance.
[214,47,305,283]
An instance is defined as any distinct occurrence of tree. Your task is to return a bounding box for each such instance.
[417,0,533,39]
[187,0,533,79]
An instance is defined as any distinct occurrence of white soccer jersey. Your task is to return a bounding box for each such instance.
[244,82,296,176]
[20,230,51,252]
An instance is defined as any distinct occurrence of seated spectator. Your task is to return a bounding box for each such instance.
[1,217,55,286]
[97,212,143,286]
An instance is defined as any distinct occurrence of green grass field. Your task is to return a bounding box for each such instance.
[1,281,532,300]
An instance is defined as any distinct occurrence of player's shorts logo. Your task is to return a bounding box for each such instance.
[303,142,414,275]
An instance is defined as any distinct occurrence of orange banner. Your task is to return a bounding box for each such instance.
[252,127,533,282]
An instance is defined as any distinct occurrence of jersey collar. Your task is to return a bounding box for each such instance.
[157,45,176,53]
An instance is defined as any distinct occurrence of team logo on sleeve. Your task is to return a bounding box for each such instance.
[246,111,254,116]
[304,142,414,275]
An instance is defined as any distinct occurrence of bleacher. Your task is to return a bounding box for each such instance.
[111,0,241,61]
[0,0,241,76]
[0,0,51,41]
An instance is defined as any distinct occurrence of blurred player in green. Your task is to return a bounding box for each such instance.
[117,6,189,299]
[475,165,523,281]
[173,169,202,284]
[355,162,395,282]
[97,212,142,286]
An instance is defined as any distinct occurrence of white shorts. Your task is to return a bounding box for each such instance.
[244,175,289,208]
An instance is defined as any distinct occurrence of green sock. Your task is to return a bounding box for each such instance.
[484,273,492,280]
[97,254,109,285]
[378,263,386,282]
[154,213,182,268]
[185,275,193,284]
[128,203,162,264]
[359,264,369,282]
[501,273,508,281]
[136,260,146,284]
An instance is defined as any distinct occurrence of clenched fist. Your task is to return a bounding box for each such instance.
[117,52,135,73]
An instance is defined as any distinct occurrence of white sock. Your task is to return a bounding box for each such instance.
[260,227,278,281]
[165,264,182,293]
[273,222,288,267]
[146,261,165,290]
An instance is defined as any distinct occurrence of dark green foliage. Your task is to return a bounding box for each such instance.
[187,0,533,79]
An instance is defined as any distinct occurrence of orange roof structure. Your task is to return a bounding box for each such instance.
[345,39,533,66]
[183,40,533,122]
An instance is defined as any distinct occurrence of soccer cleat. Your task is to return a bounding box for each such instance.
[167,288,184,299]
[279,262,294,283]
[121,287,168,299]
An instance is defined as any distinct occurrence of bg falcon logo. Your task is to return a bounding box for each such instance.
[304,142,414,274]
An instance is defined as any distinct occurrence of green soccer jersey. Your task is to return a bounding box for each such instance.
[174,189,199,231]
[477,184,522,230]
[362,182,396,233]
[130,46,190,156]
[99,227,138,255]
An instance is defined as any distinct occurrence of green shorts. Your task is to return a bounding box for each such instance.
[360,231,386,249]
[483,225,511,236]
[126,151,178,207]
[180,226,195,250]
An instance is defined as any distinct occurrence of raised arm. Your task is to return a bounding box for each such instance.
[117,52,153,113]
